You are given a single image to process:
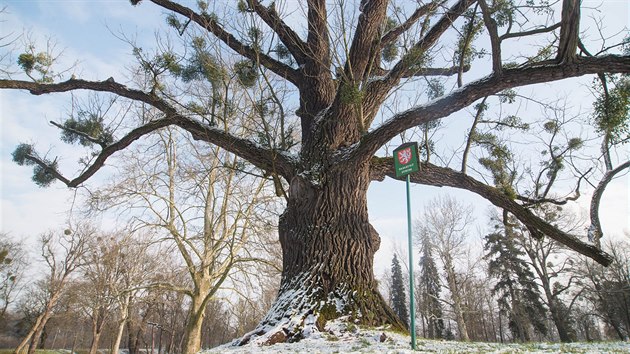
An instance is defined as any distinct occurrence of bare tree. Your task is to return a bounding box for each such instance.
[109,232,165,354]
[89,124,277,353]
[518,206,580,342]
[0,233,27,325]
[14,223,92,354]
[573,239,630,340]
[416,195,473,341]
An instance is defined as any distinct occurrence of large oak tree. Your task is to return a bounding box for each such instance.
[3,0,629,346]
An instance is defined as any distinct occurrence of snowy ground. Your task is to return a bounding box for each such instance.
[203,320,630,354]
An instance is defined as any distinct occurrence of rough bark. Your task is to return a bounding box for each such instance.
[239,162,405,344]
[557,0,580,62]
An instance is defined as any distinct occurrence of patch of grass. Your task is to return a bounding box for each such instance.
[323,332,339,341]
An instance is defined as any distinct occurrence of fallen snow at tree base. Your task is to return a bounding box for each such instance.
[203,321,630,353]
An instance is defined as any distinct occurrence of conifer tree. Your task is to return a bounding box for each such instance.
[418,235,444,339]
[390,254,408,328]
[484,211,548,342]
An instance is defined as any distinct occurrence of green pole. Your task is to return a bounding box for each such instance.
[406,174,416,350]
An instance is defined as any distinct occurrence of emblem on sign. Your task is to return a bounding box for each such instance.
[393,142,420,178]
[397,147,412,165]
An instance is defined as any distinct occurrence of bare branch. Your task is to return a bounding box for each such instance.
[381,1,443,46]
[478,0,502,74]
[371,64,470,78]
[461,96,488,173]
[518,167,591,207]
[1,78,297,185]
[370,157,614,266]
[356,55,630,160]
[248,0,307,65]
[148,0,301,85]
[588,161,630,247]
[499,22,561,41]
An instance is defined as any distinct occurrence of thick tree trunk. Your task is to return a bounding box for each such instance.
[240,163,404,344]
[182,293,206,354]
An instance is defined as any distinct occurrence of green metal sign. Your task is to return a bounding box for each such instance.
[393,142,420,178]
[393,142,419,350]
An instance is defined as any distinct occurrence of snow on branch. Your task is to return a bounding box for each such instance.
[369,157,614,266]
[355,55,630,161]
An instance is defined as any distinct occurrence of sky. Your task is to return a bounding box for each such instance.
[0,0,628,277]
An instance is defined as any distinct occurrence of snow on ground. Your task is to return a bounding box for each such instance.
[203,319,630,353]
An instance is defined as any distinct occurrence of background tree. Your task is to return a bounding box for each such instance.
[14,223,91,354]
[417,231,444,339]
[106,232,165,354]
[0,233,27,326]
[484,211,548,342]
[457,267,495,341]
[573,239,630,340]
[3,0,629,343]
[89,122,278,353]
[12,281,51,349]
[389,254,409,328]
[518,206,579,342]
[416,196,472,341]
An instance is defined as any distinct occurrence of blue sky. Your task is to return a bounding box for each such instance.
[1,0,628,275]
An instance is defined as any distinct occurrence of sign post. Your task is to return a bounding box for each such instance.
[393,142,419,350]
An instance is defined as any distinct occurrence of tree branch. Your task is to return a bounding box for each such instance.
[556,0,580,62]
[588,161,630,247]
[371,64,470,78]
[499,22,561,41]
[478,0,501,74]
[1,78,298,185]
[248,0,307,65]
[369,157,614,266]
[356,55,630,160]
[49,120,108,148]
[386,0,475,82]
[305,0,333,85]
[344,0,388,82]
[461,96,487,173]
[362,0,476,119]
[148,0,301,85]
[381,1,443,46]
